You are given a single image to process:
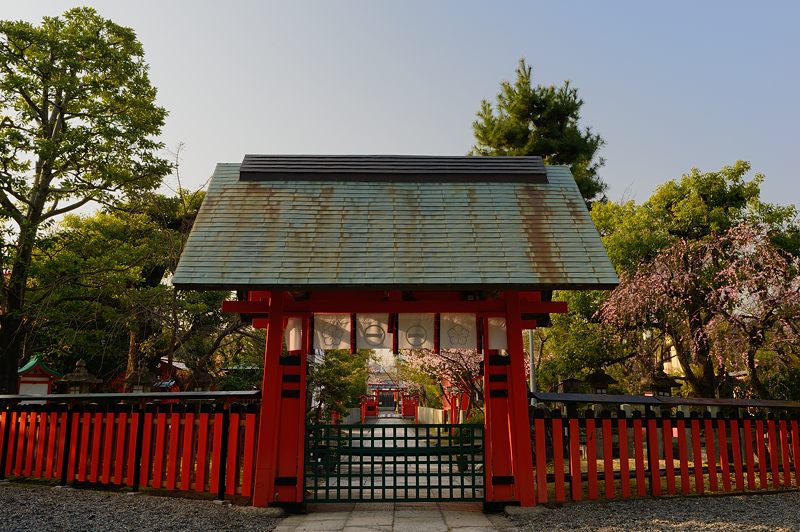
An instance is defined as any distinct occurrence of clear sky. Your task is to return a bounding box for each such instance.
[3,1,799,206]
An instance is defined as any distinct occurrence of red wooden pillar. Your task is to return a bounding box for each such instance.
[507,292,536,505]
[252,291,306,507]
[450,393,459,425]
[483,291,536,506]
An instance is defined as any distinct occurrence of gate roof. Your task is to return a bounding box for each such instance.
[173,155,617,290]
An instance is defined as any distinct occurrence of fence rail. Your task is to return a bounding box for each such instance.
[0,392,259,501]
[0,390,261,404]
[531,391,800,410]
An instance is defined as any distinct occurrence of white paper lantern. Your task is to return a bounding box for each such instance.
[487,317,508,350]
[284,317,303,351]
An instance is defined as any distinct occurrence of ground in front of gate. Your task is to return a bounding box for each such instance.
[1,482,799,531]
[276,502,514,532]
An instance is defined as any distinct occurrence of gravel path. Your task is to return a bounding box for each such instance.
[509,491,800,531]
[0,483,282,532]
[2,481,798,531]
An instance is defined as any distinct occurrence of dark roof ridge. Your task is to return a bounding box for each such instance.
[239,154,548,183]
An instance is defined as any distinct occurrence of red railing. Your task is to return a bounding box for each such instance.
[529,392,800,504]
[0,391,259,501]
[5,390,799,506]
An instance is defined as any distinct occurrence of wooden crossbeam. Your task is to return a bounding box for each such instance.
[222,298,566,315]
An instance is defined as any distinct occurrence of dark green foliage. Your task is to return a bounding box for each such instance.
[0,7,171,392]
[217,343,264,391]
[536,290,627,391]
[307,349,371,422]
[471,58,606,203]
[23,190,250,385]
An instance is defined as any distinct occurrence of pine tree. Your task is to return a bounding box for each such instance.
[471,59,606,203]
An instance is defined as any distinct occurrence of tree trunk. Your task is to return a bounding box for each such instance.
[673,339,701,393]
[125,328,139,377]
[0,221,42,394]
[0,315,24,393]
[687,312,717,397]
[747,348,772,399]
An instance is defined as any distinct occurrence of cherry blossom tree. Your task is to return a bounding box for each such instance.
[601,223,800,398]
[403,348,484,417]
[711,224,800,398]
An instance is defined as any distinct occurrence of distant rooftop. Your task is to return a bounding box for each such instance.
[173,155,617,290]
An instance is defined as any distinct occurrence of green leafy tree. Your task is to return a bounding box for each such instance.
[535,290,628,391]
[391,360,443,409]
[0,8,170,392]
[25,191,245,387]
[538,162,799,397]
[307,349,371,422]
[591,161,798,274]
[26,210,171,379]
[215,330,265,391]
[471,58,606,203]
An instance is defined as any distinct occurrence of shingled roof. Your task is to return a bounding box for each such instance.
[172,155,617,290]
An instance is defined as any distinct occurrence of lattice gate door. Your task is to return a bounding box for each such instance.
[305,422,484,502]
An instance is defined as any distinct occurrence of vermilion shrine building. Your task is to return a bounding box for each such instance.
[172,155,617,507]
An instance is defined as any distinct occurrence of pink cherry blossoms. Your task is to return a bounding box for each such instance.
[601,223,800,398]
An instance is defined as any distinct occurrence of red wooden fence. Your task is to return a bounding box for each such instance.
[0,396,259,501]
[4,390,800,507]
[530,407,800,504]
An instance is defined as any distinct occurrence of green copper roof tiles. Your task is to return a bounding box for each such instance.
[173,158,618,290]
[18,354,62,377]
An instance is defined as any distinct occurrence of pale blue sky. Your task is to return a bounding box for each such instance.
[4,1,799,206]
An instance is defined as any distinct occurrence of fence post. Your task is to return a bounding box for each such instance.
[59,403,74,486]
[0,404,11,481]
[131,402,146,491]
[645,408,660,496]
[217,402,231,502]
[0,405,11,480]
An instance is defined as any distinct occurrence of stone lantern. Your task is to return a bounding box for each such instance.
[557,377,584,394]
[644,369,681,397]
[585,369,618,395]
[556,377,584,418]
[125,361,157,393]
[59,359,102,394]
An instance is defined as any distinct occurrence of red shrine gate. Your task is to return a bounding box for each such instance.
[222,289,567,506]
[172,154,619,507]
